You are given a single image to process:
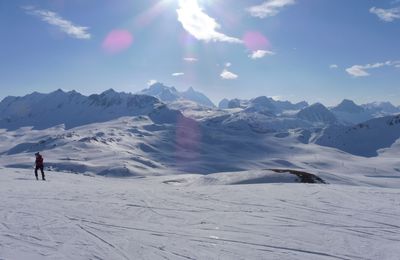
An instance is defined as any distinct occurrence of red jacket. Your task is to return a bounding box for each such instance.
[35,155,44,167]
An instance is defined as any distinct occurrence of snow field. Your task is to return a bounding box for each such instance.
[1,169,400,260]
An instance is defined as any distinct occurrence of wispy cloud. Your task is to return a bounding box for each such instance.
[346,61,398,77]
[247,0,296,18]
[220,69,238,80]
[225,62,232,67]
[249,50,275,59]
[172,72,184,77]
[370,6,400,22]
[330,64,339,69]
[183,57,198,62]
[177,0,241,43]
[23,6,91,39]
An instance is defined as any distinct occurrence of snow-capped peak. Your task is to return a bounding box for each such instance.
[332,99,364,113]
[139,83,180,102]
[362,101,400,115]
[180,87,215,108]
[139,83,215,108]
[101,88,118,95]
[297,103,337,124]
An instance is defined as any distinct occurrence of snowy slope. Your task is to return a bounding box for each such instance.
[218,98,230,109]
[220,97,308,114]
[331,99,388,125]
[363,101,400,116]
[0,89,185,130]
[244,96,278,115]
[138,82,180,102]
[1,168,400,260]
[204,111,312,133]
[1,112,400,181]
[330,99,400,125]
[331,99,371,125]
[139,83,215,108]
[314,114,400,157]
[167,99,226,121]
[180,87,215,108]
[225,98,249,109]
[297,103,337,125]
[332,99,365,114]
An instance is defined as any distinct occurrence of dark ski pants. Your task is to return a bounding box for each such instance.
[35,166,45,180]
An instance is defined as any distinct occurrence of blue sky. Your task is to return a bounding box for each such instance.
[0,0,399,105]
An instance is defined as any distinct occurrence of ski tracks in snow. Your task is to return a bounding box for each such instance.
[1,170,400,259]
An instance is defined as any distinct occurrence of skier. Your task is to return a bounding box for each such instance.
[34,152,46,181]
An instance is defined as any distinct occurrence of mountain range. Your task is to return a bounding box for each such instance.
[0,83,400,172]
[139,82,215,108]
[0,88,186,130]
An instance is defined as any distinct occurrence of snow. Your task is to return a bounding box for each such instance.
[362,101,400,116]
[314,114,400,157]
[297,103,337,125]
[1,168,400,260]
[220,97,308,114]
[0,89,182,130]
[180,87,215,108]
[139,83,215,108]
[1,111,400,182]
[332,99,365,114]
[1,88,400,259]
[331,100,400,125]
[218,98,230,109]
[166,99,224,121]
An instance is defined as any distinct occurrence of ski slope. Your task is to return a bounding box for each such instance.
[1,169,400,260]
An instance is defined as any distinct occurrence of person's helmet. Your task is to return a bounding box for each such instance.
[35,152,40,156]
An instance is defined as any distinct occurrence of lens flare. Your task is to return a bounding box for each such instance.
[102,30,133,54]
[134,1,166,29]
[243,31,270,51]
[175,117,201,170]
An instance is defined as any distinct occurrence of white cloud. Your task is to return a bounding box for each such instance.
[23,6,91,39]
[247,0,296,18]
[249,50,275,59]
[346,61,395,77]
[172,72,184,76]
[330,64,339,69]
[183,57,198,62]
[220,69,238,80]
[370,6,400,22]
[346,66,371,77]
[225,62,232,67]
[177,0,242,43]
[147,79,158,86]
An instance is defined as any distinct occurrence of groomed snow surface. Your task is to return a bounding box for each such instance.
[1,168,400,260]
